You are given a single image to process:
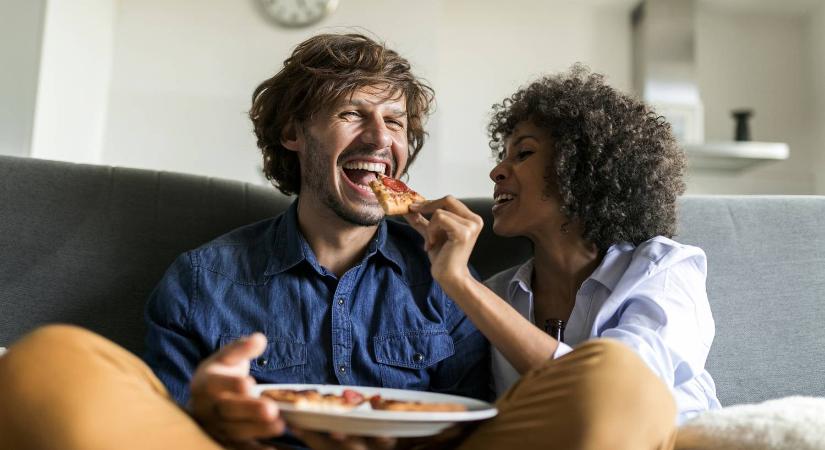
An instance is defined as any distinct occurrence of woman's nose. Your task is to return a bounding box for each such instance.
[490,162,507,182]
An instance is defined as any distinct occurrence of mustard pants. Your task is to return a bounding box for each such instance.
[0,325,678,450]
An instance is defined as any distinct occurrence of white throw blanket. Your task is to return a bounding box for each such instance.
[677,396,825,450]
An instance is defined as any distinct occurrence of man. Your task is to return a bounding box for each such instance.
[141,33,489,447]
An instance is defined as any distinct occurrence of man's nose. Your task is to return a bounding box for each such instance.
[361,115,393,149]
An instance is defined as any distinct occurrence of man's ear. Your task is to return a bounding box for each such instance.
[280,121,303,152]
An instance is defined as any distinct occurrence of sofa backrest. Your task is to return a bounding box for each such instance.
[674,196,825,406]
[1,155,823,406]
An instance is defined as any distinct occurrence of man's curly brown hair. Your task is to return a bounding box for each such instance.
[488,64,686,251]
[249,33,434,196]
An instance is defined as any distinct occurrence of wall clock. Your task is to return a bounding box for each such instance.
[258,0,339,28]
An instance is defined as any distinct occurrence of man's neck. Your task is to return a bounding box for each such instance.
[296,196,379,278]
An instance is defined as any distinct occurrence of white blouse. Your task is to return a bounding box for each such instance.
[484,236,722,424]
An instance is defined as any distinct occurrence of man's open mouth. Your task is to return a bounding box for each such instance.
[342,161,388,192]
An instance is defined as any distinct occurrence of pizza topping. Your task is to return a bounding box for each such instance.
[381,176,412,193]
[369,394,467,412]
[342,389,366,405]
[262,389,467,413]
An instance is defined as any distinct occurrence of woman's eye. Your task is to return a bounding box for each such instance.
[517,150,534,160]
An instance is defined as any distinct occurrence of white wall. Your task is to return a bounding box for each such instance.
[16,1,821,197]
[809,3,825,194]
[433,0,632,197]
[98,0,632,197]
[30,0,115,164]
[688,7,815,194]
[0,0,46,157]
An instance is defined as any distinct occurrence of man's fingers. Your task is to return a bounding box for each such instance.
[214,396,279,422]
[292,429,371,450]
[212,332,268,366]
[193,373,255,398]
[215,417,287,442]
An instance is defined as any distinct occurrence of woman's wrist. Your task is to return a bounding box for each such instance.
[437,269,480,305]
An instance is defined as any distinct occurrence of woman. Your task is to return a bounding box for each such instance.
[407,63,720,421]
[295,65,719,450]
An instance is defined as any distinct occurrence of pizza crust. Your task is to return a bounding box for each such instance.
[369,175,426,215]
[261,388,365,412]
[369,395,467,412]
[260,388,467,413]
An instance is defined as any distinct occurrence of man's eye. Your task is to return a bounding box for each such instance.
[340,111,361,119]
[386,119,405,129]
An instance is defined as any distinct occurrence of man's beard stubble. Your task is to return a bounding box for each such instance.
[302,133,384,227]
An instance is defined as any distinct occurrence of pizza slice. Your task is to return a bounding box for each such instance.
[261,388,366,412]
[369,174,426,216]
[368,394,467,412]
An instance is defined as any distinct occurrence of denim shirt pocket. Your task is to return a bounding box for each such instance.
[219,334,306,383]
[373,330,455,390]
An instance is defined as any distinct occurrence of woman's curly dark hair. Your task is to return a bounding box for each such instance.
[488,64,686,251]
[249,33,434,196]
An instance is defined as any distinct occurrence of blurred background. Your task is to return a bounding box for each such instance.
[2,0,824,198]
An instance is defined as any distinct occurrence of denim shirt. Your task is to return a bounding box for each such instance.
[143,200,490,406]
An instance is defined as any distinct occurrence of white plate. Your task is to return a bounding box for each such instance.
[252,383,497,437]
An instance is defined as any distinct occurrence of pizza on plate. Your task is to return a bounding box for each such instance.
[369,174,426,216]
[369,394,467,412]
[260,388,468,413]
[261,388,366,412]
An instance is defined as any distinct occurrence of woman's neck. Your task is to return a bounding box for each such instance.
[528,225,602,318]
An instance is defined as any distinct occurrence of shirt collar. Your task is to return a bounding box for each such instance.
[373,220,405,274]
[506,242,634,297]
[507,258,535,298]
[586,242,635,291]
[264,200,403,276]
[265,200,309,276]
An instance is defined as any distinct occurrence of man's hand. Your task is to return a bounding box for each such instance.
[291,428,397,450]
[189,333,286,448]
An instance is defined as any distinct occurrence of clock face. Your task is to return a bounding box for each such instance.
[259,0,339,28]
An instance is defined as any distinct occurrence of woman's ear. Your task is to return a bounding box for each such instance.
[280,121,302,152]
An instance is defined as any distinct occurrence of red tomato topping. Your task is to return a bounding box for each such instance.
[342,389,365,404]
[382,176,411,193]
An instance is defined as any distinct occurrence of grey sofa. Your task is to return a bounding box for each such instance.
[1,154,824,407]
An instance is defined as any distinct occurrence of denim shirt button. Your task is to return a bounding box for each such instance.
[257,357,268,366]
[337,298,345,306]
[413,353,424,363]
[339,365,347,373]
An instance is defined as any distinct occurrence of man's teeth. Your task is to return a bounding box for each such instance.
[343,161,387,174]
[494,193,515,203]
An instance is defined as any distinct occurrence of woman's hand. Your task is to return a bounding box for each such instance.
[405,196,483,290]
[189,333,285,449]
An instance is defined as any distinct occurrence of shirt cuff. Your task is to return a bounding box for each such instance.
[552,342,574,359]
